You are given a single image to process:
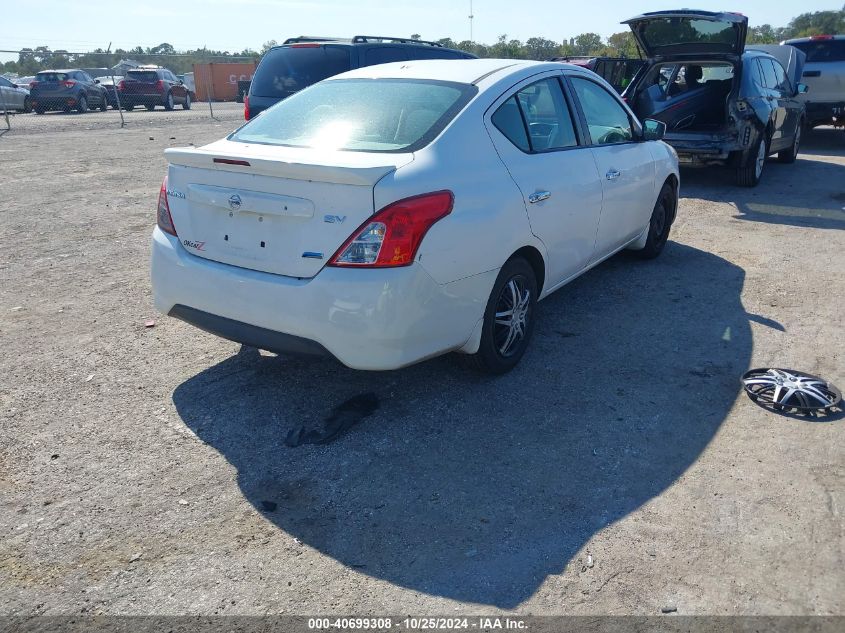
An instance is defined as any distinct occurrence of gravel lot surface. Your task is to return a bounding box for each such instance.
[1,108,843,617]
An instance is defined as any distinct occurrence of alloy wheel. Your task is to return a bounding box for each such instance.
[494,277,531,357]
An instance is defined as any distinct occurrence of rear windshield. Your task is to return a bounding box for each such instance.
[127,70,160,82]
[789,40,845,63]
[35,72,69,82]
[230,78,476,152]
[251,46,352,97]
[638,17,738,51]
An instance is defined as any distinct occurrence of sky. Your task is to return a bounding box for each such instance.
[2,0,843,63]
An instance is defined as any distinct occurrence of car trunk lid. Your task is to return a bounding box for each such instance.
[163,139,413,278]
[623,10,748,60]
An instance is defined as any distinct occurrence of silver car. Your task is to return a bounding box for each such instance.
[0,76,31,113]
[782,35,845,129]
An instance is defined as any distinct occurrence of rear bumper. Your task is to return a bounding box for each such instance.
[150,228,495,370]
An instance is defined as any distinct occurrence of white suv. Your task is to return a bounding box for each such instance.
[782,35,845,129]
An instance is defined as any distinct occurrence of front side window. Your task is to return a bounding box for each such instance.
[770,59,790,93]
[230,78,476,152]
[491,77,578,152]
[570,77,633,145]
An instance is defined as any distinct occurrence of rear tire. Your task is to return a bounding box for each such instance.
[164,92,174,111]
[182,92,191,110]
[736,132,768,187]
[467,257,538,375]
[778,119,802,163]
[637,182,675,260]
[35,107,45,115]
[146,104,155,111]
[76,95,88,113]
[23,97,33,113]
[123,103,134,111]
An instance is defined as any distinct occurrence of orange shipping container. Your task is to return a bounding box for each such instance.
[192,62,257,101]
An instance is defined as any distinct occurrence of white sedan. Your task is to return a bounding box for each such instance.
[151,59,679,373]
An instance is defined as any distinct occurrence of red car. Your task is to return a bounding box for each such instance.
[118,67,191,111]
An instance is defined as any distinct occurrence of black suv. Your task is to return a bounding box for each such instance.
[621,10,808,187]
[245,35,475,119]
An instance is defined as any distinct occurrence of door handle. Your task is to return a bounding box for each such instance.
[528,191,551,204]
[606,169,621,181]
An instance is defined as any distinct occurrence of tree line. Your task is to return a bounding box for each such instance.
[3,7,843,77]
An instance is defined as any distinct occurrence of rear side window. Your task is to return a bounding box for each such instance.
[251,46,351,97]
[364,47,408,65]
[789,40,845,62]
[758,58,779,90]
[492,78,578,152]
[570,77,633,145]
[230,78,476,152]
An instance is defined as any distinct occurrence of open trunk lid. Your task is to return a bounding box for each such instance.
[164,138,413,278]
[623,10,748,59]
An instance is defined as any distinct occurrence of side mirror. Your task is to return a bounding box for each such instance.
[643,118,666,141]
[796,83,809,95]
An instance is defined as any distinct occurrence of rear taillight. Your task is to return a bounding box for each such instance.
[157,177,178,237]
[156,79,164,92]
[62,80,76,88]
[118,80,125,90]
[810,35,834,40]
[29,81,38,89]
[328,191,453,268]
[244,94,250,120]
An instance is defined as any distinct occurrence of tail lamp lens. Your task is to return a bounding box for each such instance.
[157,177,178,236]
[329,191,453,268]
[244,94,250,120]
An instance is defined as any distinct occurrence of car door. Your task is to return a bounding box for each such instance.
[485,73,603,287]
[567,74,657,258]
[769,58,802,146]
[758,58,790,150]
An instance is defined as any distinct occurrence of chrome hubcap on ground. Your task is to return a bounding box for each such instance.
[755,139,766,178]
[742,368,842,415]
[494,278,531,357]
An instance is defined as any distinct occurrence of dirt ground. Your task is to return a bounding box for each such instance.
[1,104,843,617]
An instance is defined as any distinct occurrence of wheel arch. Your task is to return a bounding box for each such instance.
[508,245,546,296]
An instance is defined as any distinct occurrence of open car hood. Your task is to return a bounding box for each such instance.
[623,10,748,59]
[746,44,807,90]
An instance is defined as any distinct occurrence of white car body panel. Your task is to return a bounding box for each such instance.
[151,59,679,370]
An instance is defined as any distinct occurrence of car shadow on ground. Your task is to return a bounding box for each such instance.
[681,127,845,231]
[173,242,756,608]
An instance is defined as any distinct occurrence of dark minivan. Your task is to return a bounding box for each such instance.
[621,10,808,186]
[245,35,475,119]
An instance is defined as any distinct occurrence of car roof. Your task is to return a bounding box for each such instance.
[782,35,845,42]
[38,69,81,73]
[330,58,567,85]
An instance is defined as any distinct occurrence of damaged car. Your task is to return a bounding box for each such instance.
[622,10,808,186]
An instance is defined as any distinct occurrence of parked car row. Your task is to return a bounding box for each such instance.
[12,65,194,114]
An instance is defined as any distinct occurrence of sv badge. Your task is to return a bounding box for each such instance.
[323,215,346,224]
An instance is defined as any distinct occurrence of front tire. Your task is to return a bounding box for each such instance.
[23,96,33,113]
[182,92,191,110]
[637,182,675,260]
[468,258,538,374]
[99,94,108,111]
[736,132,767,187]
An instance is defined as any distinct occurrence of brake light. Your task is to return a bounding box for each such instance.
[157,177,178,237]
[62,80,76,88]
[291,43,321,48]
[244,94,250,120]
[328,191,453,267]
[156,79,165,92]
[29,81,38,89]
[118,80,125,90]
[810,35,834,40]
